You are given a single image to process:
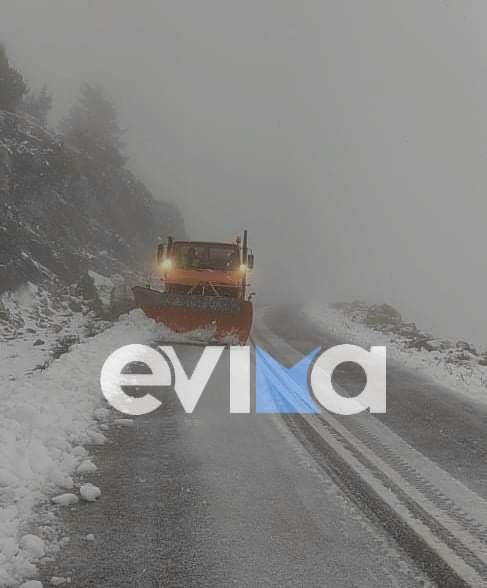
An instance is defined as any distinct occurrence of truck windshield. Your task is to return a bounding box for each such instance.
[173,244,240,270]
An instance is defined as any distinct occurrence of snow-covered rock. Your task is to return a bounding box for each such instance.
[365,303,402,329]
[51,494,79,507]
[20,535,45,558]
[71,446,88,459]
[88,431,107,445]
[87,270,114,309]
[80,483,101,502]
[114,418,134,426]
[77,460,97,475]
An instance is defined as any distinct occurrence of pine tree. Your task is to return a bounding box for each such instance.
[21,84,53,127]
[60,82,125,168]
[0,43,28,112]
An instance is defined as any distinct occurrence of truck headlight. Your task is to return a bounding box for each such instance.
[161,259,173,271]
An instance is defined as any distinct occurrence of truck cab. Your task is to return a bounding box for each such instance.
[158,238,254,299]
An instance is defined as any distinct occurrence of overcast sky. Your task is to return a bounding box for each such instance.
[2,0,487,346]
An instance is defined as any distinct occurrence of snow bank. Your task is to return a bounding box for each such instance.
[0,309,164,586]
[304,303,487,405]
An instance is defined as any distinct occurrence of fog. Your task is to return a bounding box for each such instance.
[2,0,487,346]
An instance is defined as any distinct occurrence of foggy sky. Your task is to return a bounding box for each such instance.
[2,0,487,346]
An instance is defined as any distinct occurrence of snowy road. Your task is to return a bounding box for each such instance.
[37,318,432,587]
[261,306,487,586]
[267,306,487,499]
[14,303,485,586]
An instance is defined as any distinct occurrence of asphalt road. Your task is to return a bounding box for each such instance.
[265,305,487,499]
[39,330,432,587]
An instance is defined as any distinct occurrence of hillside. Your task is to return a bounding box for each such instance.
[0,110,184,294]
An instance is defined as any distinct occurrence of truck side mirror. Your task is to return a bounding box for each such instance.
[247,253,254,270]
[157,244,165,263]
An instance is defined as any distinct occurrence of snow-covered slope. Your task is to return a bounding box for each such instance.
[0,110,185,296]
[305,302,487,405]
[0,109,188,586]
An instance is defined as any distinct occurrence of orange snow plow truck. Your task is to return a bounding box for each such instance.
[133,231,254,344]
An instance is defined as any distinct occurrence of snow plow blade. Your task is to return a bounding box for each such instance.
[132,286,253,345]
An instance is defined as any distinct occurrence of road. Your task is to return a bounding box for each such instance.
[39,304,487,587]
[266,305,487,499]
[38,309,432,587]
[257,306,487,586]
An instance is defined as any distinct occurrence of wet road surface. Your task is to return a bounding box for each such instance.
[40,339,432,587]
[266,305,487,499]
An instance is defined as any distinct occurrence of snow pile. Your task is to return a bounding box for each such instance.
[76,460,97,475]
[50,577,68,586]
[305,302,487,405]
[19,536,45,559]
[51,494,78,507]
[20,581,43,588]
[79,483,101,503]
[0,309,164,586]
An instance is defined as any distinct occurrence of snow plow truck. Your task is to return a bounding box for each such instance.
[133,231,255,344]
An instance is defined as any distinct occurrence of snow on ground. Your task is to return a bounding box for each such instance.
[87,271,114,309]
[0,309,166,586]
[1,283,89,379]
[304,302,487,405]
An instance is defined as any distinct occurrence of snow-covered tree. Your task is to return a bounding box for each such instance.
[21,84,53,127]
[60,82,125,168]
[0,43,28,112]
